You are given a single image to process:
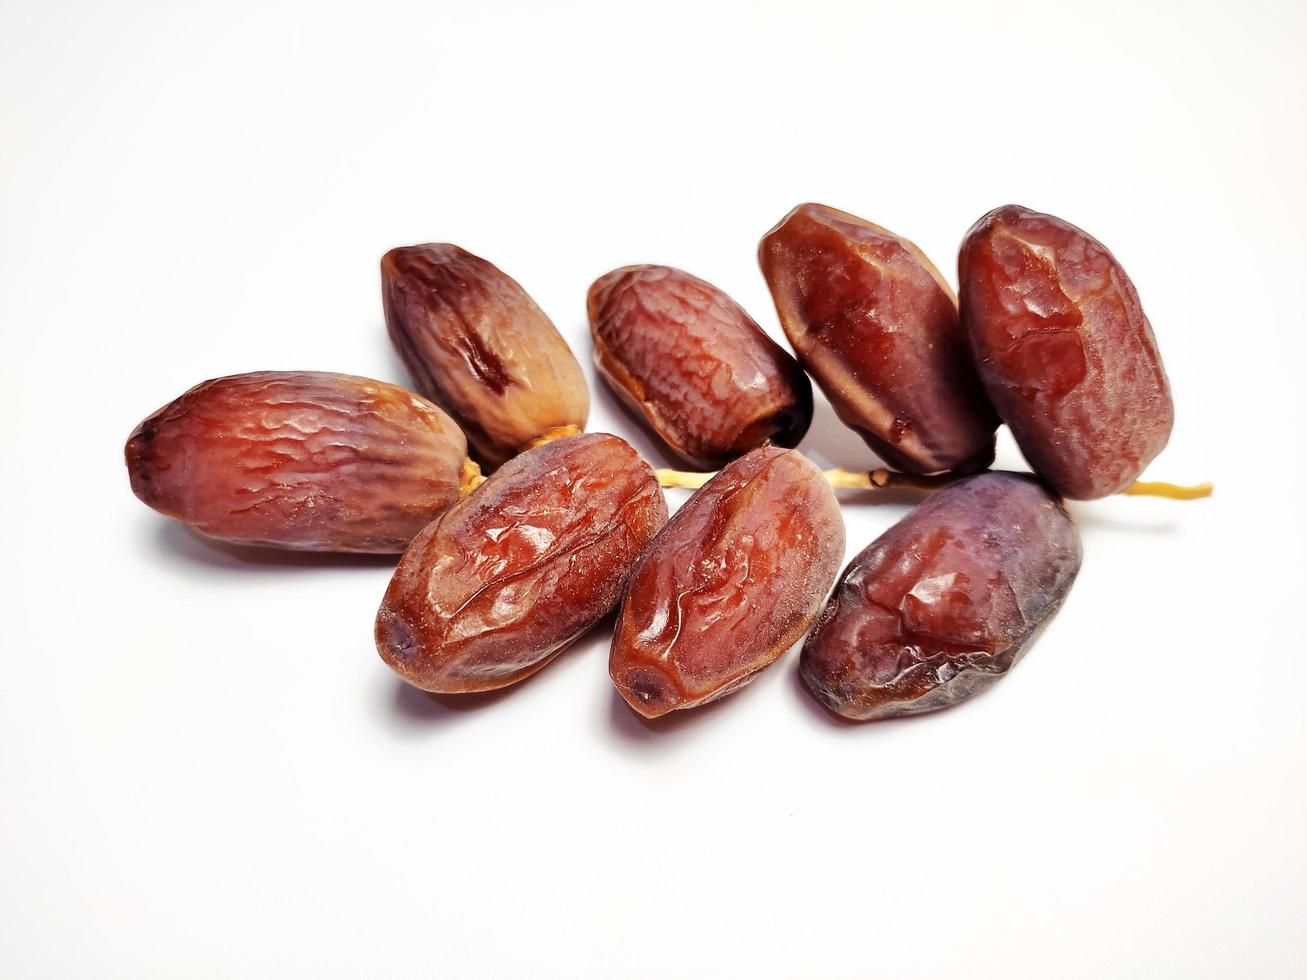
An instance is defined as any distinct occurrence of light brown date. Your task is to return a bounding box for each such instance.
[376,433,667,693]
[610,447,845,718]
[588,264,812,468]
[382,243,591,469]
[759,203,998,475]
[125,371,472,553]
[800,472,1081,721]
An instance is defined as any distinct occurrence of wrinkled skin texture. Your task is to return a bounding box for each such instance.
[588,265,812,468]
[759,203,997,474]
[611,447,845,718]
[958,205,1174,499]
[376,434,667,693]
[382,244,590,469]
[125,371,469,553]
[800,472,1081,721]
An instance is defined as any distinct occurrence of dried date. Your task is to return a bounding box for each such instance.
[610,447,845,718]
[958,205,1174,499]
[800,472,1081,721]
[125,371,471,553]
[588,264,812,468]
[376,433,667,693]
[759,203,998,474]
[382,243,591,468]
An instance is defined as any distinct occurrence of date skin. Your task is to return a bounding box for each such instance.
[800,472,1081,721]
[958,205,1174,499]
[759,203,998,475]
[382,243,590,469]
[588,265,812,469]
[376,433,667,694]
[125,371,469,553]
[610,447,844,719]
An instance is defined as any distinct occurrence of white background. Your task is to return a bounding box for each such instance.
[2,1,1304,976]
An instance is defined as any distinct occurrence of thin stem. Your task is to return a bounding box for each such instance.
[656,465,1213,500]
[1120,480,1213,500]
[654,468,714,490]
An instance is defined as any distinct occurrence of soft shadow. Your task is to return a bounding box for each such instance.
[1065,504,1180,537]
[148,519,400,570]
[605,652,789,748]
[391,680,520,725]
[607,687,736,741]
[384,611,618,729]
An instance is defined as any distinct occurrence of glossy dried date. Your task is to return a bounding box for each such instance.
[376,433,667,693]
[800,472,1081,721]
[125,371,471,553]
[958,205,1174,499]
[588,264,812,468]
[382,243,590,468]
[759,203,997,474]
[610,447,844,718]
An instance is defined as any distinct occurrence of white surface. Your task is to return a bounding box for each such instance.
[2,1,1304,976]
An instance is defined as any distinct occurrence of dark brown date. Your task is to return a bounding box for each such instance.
[125,371,470,553]
[376,433,667,693]
[588,264,812,468]
[382,243,590,468]
[800,472,1081,721]
[759,203,998,475]
[958,205,1174,499]
[610,447,844,718]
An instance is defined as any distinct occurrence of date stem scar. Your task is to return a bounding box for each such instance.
[456,428,584,499]
[657,466,1212,500]
[459,457,486,495]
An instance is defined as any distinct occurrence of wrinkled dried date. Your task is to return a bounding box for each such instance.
[588,264,812,468]
[800,472,1081,721]
[958,205,1173,499]
[610,447,844,718]
[125,371,471,553]
[382,243,590,469]
[759,203,998,475]
[376,433,667,693]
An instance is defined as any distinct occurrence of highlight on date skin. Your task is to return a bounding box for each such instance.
[125,371,476,553]
[588,263,812,469]
[382,243,591,470]
[610,446,845,719]
[958,205,1174,500]
[760,203,998,476]
[800,471,1082,721]
[376,433,667,694]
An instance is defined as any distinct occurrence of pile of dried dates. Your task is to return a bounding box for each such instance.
[126,203,1206,723]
